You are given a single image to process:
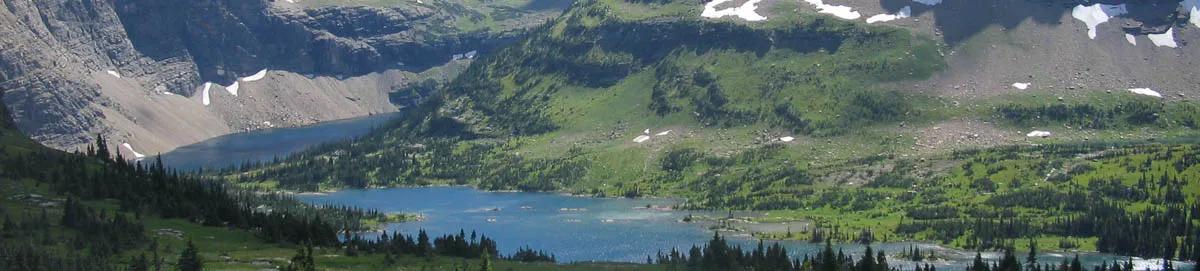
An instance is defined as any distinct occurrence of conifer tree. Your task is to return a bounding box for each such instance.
[177,240,202,271]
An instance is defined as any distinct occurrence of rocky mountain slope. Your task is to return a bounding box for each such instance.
[232,0,1200,192]
[0,0,566,156]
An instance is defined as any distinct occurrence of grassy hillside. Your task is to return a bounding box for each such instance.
[222,0,1200,258]
[0,94,655,270]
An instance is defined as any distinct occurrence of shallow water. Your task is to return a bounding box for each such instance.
[156,112,400,170]
[298,187,1196,270]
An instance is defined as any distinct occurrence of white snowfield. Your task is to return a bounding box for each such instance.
[701,0,767,21]
[1026,130,1052,138]
[780,136,795,142]
[1185,0,1200,28]
[1125,34,1138,45]
[1128,88,1163,98]
[866,6,911,24]
[656,130,672,136]
[226,82,240,96]
[1148,28,1178,48]
[1011,83,1030,90]
[241,69,268,82]
[201,82,213,106]
[633,135,651,143]
[803,0,861,20]
[121,143,146,159]
[1071,4,1127,39]
[913,0,941,6]
[106,70,122,78]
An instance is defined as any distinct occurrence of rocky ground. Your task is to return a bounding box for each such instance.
[0,0,564,156]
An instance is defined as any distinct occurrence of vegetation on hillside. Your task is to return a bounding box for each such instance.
[212,0,1200,258]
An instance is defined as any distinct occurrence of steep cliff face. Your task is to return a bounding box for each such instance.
[0,0,555,156]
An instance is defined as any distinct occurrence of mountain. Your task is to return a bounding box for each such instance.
[223,0,1200,253]
[0,0,568,156]
[234,0,1200,189]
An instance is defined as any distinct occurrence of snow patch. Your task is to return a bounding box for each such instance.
[803,0,861,20]
[1125,34,1138,45]
[1128,88,1163,98]
[121,143,146,159]
[633,135,651,143]
[1184,0,1200,28]
[1026,130,1052,138]
[701,0,768,21]
[105,70,122,78]
[201,82,212,106]
[912,0,940,6]
[643,129,651,134]
[1148,28,1178,48]
[226,82,240,96]
[656,130,672,136]
[1071,4,1127,39]
[1011,83,1030,90]
[780,136,795,142]
[241,69,268,82]
[866,6,911,24]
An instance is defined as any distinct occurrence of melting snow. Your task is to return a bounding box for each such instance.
[1125,34,1138,45]
[866,6,911,24]
[913,0,941,6]
[656,130,672,136]
[106,70,122,78]
[226,82,240,96]
[633,135,651,143]
[1148,28,1178,48]
[1184,0,1200,28]
[241,69,268,82]
[803,0,861,20]
[1071,4,1127,39]
[201,82,212,106]
[1011,83,1030,90]
[1026,130,1052,138]
[1128,88,1163,98]
[121,143,146,159]
[701,0,767,21]
[780,136,795,142]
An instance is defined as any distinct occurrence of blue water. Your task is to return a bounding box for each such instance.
[298,187,1196,270]
[156,112,400,170]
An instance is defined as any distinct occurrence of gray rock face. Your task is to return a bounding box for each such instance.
[0,0,542,153]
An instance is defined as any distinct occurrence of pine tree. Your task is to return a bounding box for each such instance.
[480,251,493,271]
[1027,238,1039,271]
[972,252,990,271]
[284,244,316,271]
[177,240,203,271]
[127,253,149,271]
[858,246,876,271]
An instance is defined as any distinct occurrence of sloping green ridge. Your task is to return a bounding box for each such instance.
[438,0,944,136]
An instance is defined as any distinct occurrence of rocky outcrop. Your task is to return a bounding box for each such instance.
[0,0,551,156]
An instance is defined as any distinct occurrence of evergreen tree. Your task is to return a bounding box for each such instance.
[177,240,202,271]
[858,246,876,271]
[284,244,316,271]
[1027,239,1038,270]
[127,253,149,271]
[480,251,493,271]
